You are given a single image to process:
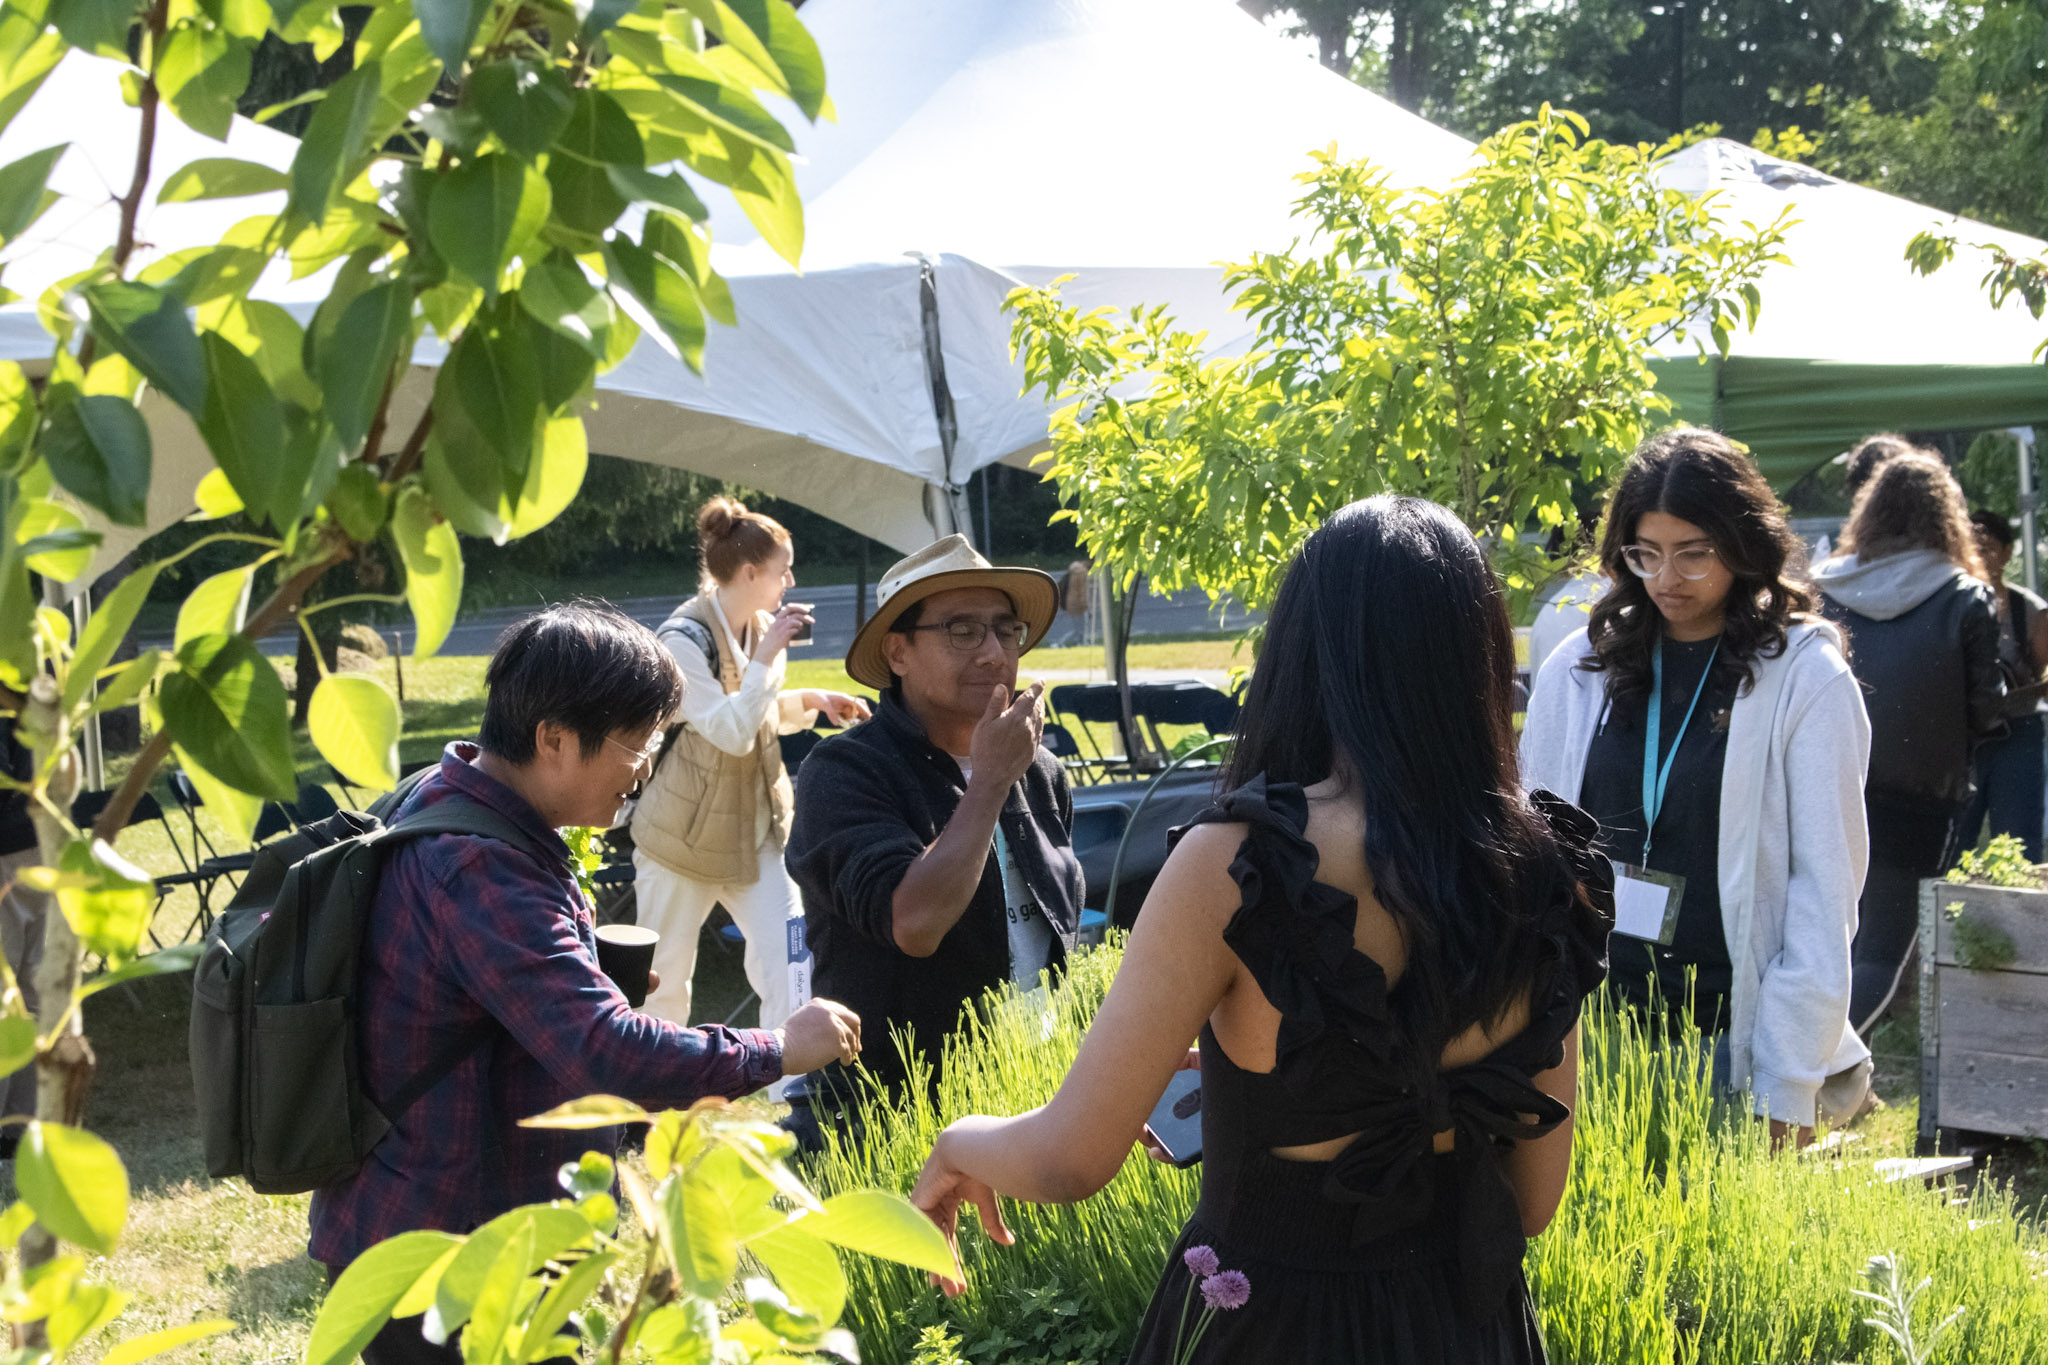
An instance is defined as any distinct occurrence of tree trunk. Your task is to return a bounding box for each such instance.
[15,678,90,1352]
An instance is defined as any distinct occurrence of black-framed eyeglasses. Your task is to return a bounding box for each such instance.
[907,618,1031,653]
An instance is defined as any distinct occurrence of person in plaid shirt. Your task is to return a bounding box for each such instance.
[310,603,862,1363]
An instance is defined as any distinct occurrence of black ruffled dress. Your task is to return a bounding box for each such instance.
[1124,776,1613,1364]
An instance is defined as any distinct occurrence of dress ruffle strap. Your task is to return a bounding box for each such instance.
[1175,772,1615,1320]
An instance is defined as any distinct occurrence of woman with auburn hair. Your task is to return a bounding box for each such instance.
[1522,428,1873,1148]
[1816,454,2004,1032]
[630,496,870,1037]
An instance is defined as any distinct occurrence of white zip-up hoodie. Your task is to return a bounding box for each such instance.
[1519,619,1873,1126]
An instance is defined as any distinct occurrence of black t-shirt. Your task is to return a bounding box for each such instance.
[1577,634,1738,1031]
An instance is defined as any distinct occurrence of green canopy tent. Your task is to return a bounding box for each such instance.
[1648,140,2048,487]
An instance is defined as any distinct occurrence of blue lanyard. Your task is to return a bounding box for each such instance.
[1642,635,1719,860]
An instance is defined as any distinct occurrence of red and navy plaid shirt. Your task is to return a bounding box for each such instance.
[308,743,781,1268]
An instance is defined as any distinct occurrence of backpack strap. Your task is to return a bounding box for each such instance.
[370,796,562,1125]
[659,616,720,679]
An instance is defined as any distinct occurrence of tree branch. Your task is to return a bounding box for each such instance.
[90,549,346,842]
[385,405,435,483]
[75,0,170,374]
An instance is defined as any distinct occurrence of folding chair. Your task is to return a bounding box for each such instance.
[1040,722,1098,786]
[1049,683,1146,775]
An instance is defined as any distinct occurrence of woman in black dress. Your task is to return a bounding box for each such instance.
[910,497,1613,1362]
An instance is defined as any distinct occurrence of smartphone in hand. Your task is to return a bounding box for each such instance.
[788,603,815,647]
[1142,1069,1203,1168]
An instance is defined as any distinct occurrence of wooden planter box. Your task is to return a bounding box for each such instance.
[1918,878,2048,1147]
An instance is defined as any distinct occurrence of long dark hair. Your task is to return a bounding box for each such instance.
[1583,428,1814,702]
[1224,496,1576,1043]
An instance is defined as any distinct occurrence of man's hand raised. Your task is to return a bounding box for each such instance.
[967,681,1044,792]
[777,998,863,1074]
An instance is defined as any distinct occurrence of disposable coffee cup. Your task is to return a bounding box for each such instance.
[595,924,659,1008]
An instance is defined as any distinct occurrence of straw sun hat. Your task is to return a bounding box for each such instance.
[845,535,1060,691]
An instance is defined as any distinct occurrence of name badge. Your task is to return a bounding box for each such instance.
[1611,862,1684,945]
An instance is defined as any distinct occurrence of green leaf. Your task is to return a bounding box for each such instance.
[145,242,268,307]
[80,942,201,1000]
[0,18,65,132]
[0,144,61,244]
[465,58,572,161]
[303,1230,462,1365]
[308,673,399,790]
[97,1320,236,1365]
[523,309,597,411]
[517,255,611,355]
[17,498,95,582]
[0,1016,33,1077]
[0,361,35,473]
[327,462,386,540]
[461,1218,532,1363]
[427,154,549,297]
[746,1225,844,1327]
[544,90,640,240]
[160,632,297,802]
[434,311,543,477]
[48,1283,128,1355]
[157,23,250,141]
[53,837,155,963]
[207,297,321,408]
[414,0,491,75]
[192,466,243,519]
[723,0,827,121]
[727,140,803,268]
[392,484,461,658]
[517,1094,649,1129]
[15,1121,128,1254]
[605,236,705,371]
[319,280,411,449]
[645,212,733,326]
[794,1191,957,1280]
[290,60,381,222]
[660,1171,736,1300]
[605,163,709,223]
[198,330,289,528]
[427,1206,590,1343]
[42,395,152,527]
[47,0,136,58]
[514,1248,616,1362]
[65,561,160,710]
[78,280,208,415]
[173,564,253,649]
[576,0,635,40]
[558,1150,614,1199]
[158,156,288,203]
[651,72,793,153]
[170,743,262,844]
[742,1276,823,1346]
[91,648,162,717]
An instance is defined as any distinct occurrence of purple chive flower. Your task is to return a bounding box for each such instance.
[1200,1270,1251,1312]
[1183,1245,1220,1278]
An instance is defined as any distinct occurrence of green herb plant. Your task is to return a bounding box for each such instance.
[0,0,830,1354]
[1852,1253,1963,1365]
[1945,833,2043,889]
[808,941,2048,1365]
[304,1094,961,1364]
[1009,107,1789,617]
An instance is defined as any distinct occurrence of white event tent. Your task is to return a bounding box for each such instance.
[1649,138,2048,485]
[4,0,1474,590]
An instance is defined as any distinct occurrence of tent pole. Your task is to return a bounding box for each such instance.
[2015,426,2039,595]
[914,254,972,549]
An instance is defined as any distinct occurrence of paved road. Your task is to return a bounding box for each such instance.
[147,582,1259,659]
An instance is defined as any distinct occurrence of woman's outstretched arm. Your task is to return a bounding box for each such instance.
[910,822,1247,1290]
[1499,1025,1578,1236]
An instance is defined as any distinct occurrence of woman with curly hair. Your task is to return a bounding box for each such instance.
[1522,428,1873,1148]
[1816,452,2004,1032]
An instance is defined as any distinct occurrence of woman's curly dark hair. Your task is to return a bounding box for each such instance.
[1582,428,1815,702]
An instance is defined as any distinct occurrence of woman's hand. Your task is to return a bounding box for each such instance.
[910,1124,1015,1297]
[802,691,872,726]
[752,603,813,664]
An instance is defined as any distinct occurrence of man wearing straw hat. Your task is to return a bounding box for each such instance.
[787,535,1084,1109]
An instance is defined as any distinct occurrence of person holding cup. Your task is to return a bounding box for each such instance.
[630,496,871,1033]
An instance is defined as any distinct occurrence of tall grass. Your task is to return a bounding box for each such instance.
[806,940,2048,1365]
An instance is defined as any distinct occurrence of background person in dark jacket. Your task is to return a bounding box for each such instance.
[0,692,43,1153]
[788,536,1082,1105]
[1816,454,2005,1032]
[1959,508,2048,862]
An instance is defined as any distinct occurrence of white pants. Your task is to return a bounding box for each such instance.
[633,844,800,1033]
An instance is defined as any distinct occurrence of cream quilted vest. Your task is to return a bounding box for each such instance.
[630,595,793,885]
